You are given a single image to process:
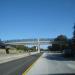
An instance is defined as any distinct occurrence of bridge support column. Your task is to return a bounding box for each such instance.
[38,44,40,53]
[36,46,37,51]
[37,38,40,53]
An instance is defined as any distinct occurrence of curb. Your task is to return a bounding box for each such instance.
[22,54,42,75]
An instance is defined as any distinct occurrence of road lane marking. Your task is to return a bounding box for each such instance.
[22,54,42,75]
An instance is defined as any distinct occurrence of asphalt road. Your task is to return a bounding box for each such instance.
[0,53,42,75]
[27,52,75,75]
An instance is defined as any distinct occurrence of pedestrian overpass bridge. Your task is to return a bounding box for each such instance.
[4,38,64,53]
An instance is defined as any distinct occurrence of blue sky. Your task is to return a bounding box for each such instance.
[0,0,75,40]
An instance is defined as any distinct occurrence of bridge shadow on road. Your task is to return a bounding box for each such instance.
[44,53,75,61]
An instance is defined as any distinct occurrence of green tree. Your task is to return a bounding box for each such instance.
[52,35,68,52]
[15,45,29,51]
[30,46,36,52]
[0,39,9,54]
[48,46,52,51]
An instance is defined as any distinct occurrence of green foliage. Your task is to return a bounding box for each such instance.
[6,48,9,54]
[48,46,52,51]
[54,35,68,43]
[11,45,37,52]
[15,45,29,51]
[52,35,68,51]
[30,46,36,52]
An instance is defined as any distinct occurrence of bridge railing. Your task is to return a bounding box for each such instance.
[4,38,54,43]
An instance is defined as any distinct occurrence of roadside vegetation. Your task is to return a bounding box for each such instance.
[48,35,68,52]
